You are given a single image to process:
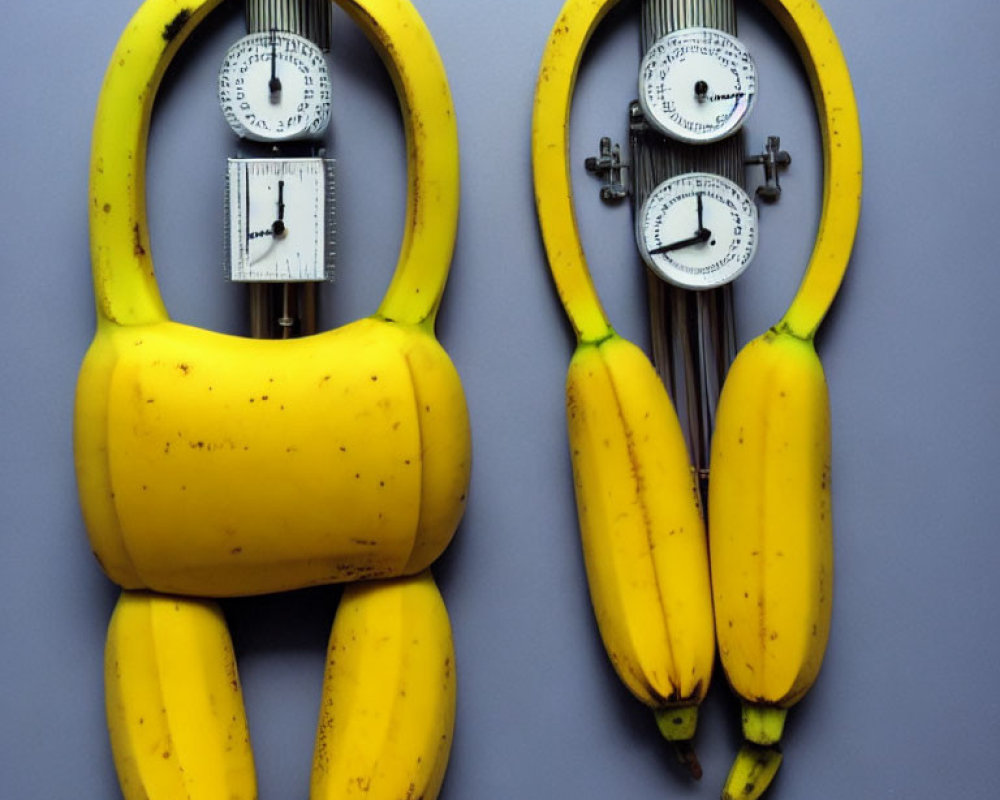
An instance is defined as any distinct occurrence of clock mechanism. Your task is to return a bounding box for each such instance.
[586,6,791,489]
[220,0,336,338]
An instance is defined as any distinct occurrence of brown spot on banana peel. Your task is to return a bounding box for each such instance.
[132,223,145,256]
[161,9,192,42]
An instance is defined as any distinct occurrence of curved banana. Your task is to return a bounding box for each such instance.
[311,570,455,800]
[533,0,713,754]
[709,330,832,746]
[567,336,715,737]
[105,591,256,800]
[706,2,862,798]
[77,0,470,597]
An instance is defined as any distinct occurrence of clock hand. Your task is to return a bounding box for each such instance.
[693,81,745,103]
[709,91,745,102]
[650,191,710,255]
[248,182,288,240]
[272,180,286,237]
[268,29,282,99]
[649,226,712,255]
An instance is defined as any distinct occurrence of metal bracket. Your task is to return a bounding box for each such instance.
[746,136,791,201]
[585,136,630,202]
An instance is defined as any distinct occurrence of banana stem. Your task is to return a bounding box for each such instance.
[673,739,704,780]
[655,705,702,778]
[742,703,787,746]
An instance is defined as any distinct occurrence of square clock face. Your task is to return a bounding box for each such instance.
[226,157,335,283]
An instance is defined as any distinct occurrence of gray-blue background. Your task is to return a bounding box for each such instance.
[3,0,999,796]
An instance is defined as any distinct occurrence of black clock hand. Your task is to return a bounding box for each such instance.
[649,227,711,255]
[650,192,711,255]
[268,29,282,98]
[693,81,745,103]
[271,180,286,237]
[249,181,288,240]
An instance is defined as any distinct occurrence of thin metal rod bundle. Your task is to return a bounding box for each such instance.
[634,0,741,499]
[247,0,332,50]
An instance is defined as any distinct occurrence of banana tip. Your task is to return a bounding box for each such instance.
[721,743,782,800]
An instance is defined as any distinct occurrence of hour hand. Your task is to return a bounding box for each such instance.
[649,227,711,255]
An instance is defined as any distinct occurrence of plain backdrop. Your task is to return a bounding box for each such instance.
[3,0,1000,797]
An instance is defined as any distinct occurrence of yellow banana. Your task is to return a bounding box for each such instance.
[566,336,715,737]
[77,316,469,596]
[76,0,469,597]
[311,570,455,800]
[533,0,715,757]
[105,591,256,800]
[706,1,862,797]
[709,329,832,729]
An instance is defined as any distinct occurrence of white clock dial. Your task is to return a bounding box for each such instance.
[226,158,334,283]
[638,27,757,144]
[219,31,331,142]
[637,172,757,290]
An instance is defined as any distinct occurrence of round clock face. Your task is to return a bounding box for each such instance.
[637,172,758,290]
[638,27,757,144]
[219,31,331,142]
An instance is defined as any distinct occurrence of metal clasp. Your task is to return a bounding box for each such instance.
[746,136,791,201]
[585,136,629,202]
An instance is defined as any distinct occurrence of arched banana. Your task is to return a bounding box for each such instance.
[533,0,862,794]
[80,1,466,797]
[533,0,715,756]
[105,592,256,800]
[311,570,455,800]
[76,0,470,597]
[708,1,862,797]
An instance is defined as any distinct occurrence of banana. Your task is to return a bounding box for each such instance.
[566,336,715,739]
[77,0,469,597]
[311,570,455,800]
[709,329,832,726]
[77,316,469,596]
[533,0,714,757]
[105,591,256,800]
[707,1,862,796]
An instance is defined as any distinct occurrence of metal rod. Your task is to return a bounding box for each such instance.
[246,0,332,50]
[249,283,272,339]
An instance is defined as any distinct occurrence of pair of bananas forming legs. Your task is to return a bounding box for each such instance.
[105,571,455,800]
[564,328,831,794]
